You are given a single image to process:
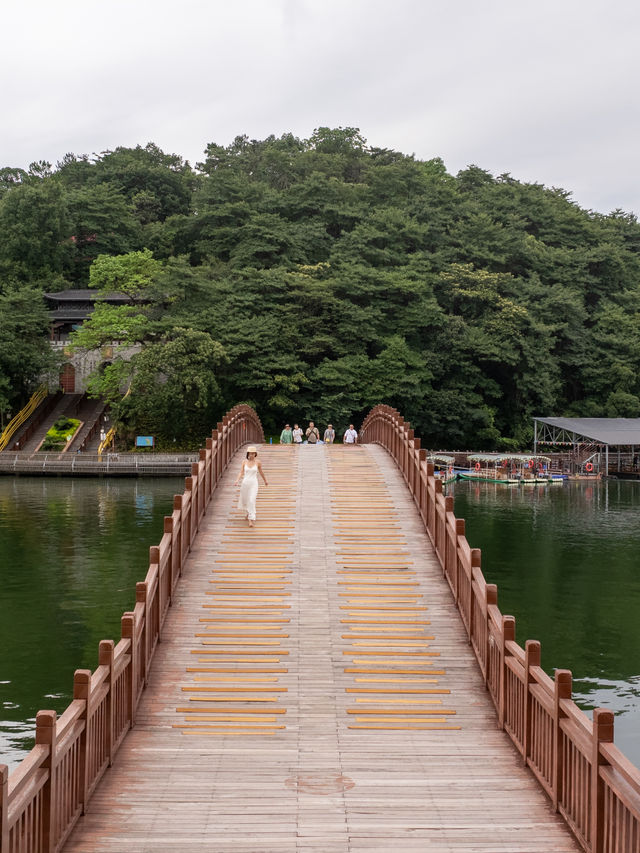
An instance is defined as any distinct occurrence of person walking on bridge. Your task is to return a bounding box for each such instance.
[235,445,268,527]
[279,423,293,444]
[305,421,320,444]
[343,424,358,444]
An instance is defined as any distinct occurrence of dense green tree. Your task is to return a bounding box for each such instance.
[0,180,70,281]
[4,130,640,448]
[0,286,58,418]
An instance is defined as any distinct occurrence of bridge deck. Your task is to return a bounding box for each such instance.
[65,445,578,852]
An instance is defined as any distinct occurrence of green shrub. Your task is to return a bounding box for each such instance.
[41,437,65,451]
[40,417,81,450]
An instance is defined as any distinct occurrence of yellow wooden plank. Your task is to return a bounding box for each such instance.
[346,688,449,694]
[187,696,279,702]
[347,708,455,715]
[348,725,461,730]
[346,668,445,675]
[187,667,288,673]
[183,686,287,693]
[176,707,286,714]
[354,678,439,684]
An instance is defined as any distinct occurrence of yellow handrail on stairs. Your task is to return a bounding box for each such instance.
[97,387,130,456]
[0,385,48,452]
[98,426,116,456]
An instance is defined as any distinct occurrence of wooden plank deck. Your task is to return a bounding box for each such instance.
[65,444,579,852]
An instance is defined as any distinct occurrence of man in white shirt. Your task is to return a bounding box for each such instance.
[343,424,358,444]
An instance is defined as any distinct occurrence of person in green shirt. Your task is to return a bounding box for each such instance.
[280,423,293,444]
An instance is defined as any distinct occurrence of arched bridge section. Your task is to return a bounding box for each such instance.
[2,405,638,851]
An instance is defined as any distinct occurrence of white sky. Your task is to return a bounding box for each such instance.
[2,0,639,214]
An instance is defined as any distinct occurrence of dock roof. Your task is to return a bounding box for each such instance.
[534,417,640,445]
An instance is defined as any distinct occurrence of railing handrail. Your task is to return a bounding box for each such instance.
[0,403,264,853]
[0,386,48,452]
[97,426,116,456]
[359,403,640,853]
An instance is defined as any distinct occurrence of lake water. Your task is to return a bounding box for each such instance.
[450,478,640,767]
[0,476,182,770]
[1,475,639,772]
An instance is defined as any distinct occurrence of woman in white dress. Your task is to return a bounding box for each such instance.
[234,445,268,527]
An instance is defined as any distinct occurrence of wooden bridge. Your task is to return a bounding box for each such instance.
[2,405,639,852]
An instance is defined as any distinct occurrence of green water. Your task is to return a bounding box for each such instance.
[450,478,640,767]
[0,476,183,770]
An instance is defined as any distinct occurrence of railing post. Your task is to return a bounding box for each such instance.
[185,477,195,546]
[411,436,420,497]
[1,764,9,851]
[164,515,176,593]
[121,612,137,726]
[36,709,57,853]
[469,548,481,644]
[73,669,91,811]
[136,581,149,685]
[99,640,115,765]
[485,583,497,688]
[523,640,541,764]
[406,428,414,485]
[204,438,213,499]
[453,512,463,593]
[590,708,614,853]
[433,477,443,561]
[217,422,224,471]
[174,494,184,571]
[150,545,162,639]
[553,668,572,811]
[417,448,427,520]
[211,430,219,482]
[499,615,516,729]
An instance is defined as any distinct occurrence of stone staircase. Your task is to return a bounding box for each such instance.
[67,397,108,452]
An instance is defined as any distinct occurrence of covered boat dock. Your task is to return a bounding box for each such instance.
[533,417,640,478]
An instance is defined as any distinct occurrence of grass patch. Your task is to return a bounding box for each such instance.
[40,416,81,451]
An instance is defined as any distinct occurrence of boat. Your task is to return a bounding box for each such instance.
[460,454,553,484]
[427,454,457,484]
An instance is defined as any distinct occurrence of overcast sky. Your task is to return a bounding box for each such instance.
[2,0,639,214]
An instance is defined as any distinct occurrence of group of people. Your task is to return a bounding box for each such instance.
[278,421,358,445]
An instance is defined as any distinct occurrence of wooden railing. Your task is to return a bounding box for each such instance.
[0,404,263,853]
[360,404,640,853]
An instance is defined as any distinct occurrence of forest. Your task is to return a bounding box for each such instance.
[1,127,640,449]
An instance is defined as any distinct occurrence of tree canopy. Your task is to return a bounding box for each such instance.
[2,131,640,447]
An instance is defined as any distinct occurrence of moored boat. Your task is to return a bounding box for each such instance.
[460,454,553,484]
[427,454,457,484]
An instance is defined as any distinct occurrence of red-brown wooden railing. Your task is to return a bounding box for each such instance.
[360,404,640,853]
[0,404,263,853]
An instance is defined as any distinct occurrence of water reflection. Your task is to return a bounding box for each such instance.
[450,478,640,766]
[0,476,182,769]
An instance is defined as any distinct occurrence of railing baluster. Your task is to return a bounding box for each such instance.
[524,640,541,764]
[36,710,57,853]
[553,669,572,811]
[591,709,615,853]
[121,613,136,727]
[99,641,115,765]
[73,670,91,813]
[1,765,8,851]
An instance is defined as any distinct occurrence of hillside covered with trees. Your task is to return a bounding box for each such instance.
[2,128,640,448]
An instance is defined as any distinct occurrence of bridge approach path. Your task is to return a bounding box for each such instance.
[64,443,578,852]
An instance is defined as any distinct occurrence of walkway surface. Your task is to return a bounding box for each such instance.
[66,444,579,852]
